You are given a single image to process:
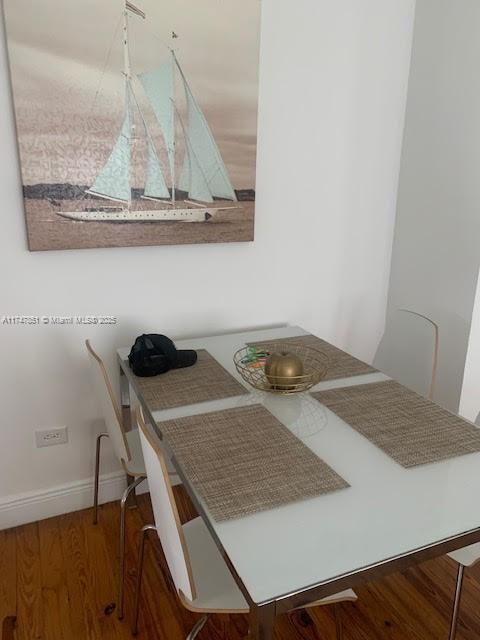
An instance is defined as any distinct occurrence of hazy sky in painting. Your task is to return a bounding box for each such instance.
[3,0,260,188]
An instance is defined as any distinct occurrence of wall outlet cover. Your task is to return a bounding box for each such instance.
[35,427,68,448]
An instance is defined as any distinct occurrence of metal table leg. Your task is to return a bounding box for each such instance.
[250,602,276,640]
[449,564,465,640]
[119,365,137,508]
[93,432,109,524]
[118,475,145,619]
[120,365,131,432]
[334,603,343,640]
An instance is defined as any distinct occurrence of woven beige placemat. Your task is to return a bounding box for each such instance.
[133,349,247,411]
[160,404,349,521]
[249,334,376,381]
[312,380,480,468]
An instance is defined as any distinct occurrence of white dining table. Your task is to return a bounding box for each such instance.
[117,325,480,639]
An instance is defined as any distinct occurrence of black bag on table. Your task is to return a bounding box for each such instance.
[128,334,197,377]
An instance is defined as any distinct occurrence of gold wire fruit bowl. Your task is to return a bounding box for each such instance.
[233,343,330,395]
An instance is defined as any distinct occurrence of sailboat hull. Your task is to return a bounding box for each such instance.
[56,207,236,223]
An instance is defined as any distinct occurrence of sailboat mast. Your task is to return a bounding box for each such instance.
[122,2,145,207]
[171,48,176,205]
[124,2,146,74]
[123,7,131,81]
[123,4,132,206]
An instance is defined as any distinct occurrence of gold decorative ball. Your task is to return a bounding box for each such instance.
[264,351,304,391]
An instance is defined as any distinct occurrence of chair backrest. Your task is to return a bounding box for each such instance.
[136,407,196,601]
[85,340,130,464]
[374,309,439,399]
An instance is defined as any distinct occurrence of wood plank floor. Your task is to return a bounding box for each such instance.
[1,487,480,640]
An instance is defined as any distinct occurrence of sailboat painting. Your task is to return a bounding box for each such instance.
[3,0,260,250]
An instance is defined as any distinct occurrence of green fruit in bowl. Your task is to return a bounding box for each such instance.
[264,351,304,391]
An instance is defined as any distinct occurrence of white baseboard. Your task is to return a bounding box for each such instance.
[0,469,182,531]
[0,471,127,531]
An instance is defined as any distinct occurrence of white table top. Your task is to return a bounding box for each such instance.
[118,326,480,605]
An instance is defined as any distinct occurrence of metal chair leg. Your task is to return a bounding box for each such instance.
[118,475,146,620]
[186,614,209,640]
[126,473,139,510]
[131,525,209,638]
[334,603,343,640]
[93,433,109,525]
[449,564,465,640]
[132,524,157,635]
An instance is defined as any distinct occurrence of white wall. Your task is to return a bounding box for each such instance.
[0,0,415,527]
[460,268,480,422]
[386,0,480,412]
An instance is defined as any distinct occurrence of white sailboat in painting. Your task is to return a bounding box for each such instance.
[58,1,238,223]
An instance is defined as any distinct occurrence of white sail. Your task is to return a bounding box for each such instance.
[177,59,237,202]
[144,131,170,199]
[90,88,133,203]
[138,63,175,180]
[179,135,214,202]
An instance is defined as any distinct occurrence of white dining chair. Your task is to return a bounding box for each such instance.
[374,308,439,400]
[86,339,147,620]
[446,412,480,640]
[376,316,480,639]
[132,407,357,639]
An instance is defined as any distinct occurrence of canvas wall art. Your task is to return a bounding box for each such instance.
[3,0,260,251]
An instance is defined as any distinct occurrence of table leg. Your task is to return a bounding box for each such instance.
[119,365,132,432]
[119,365,137,508]
[249,602,276,640]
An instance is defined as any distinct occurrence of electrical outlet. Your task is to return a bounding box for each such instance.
[35,427,68,448]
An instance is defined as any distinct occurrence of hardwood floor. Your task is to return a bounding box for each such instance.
[1,488,480,639]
